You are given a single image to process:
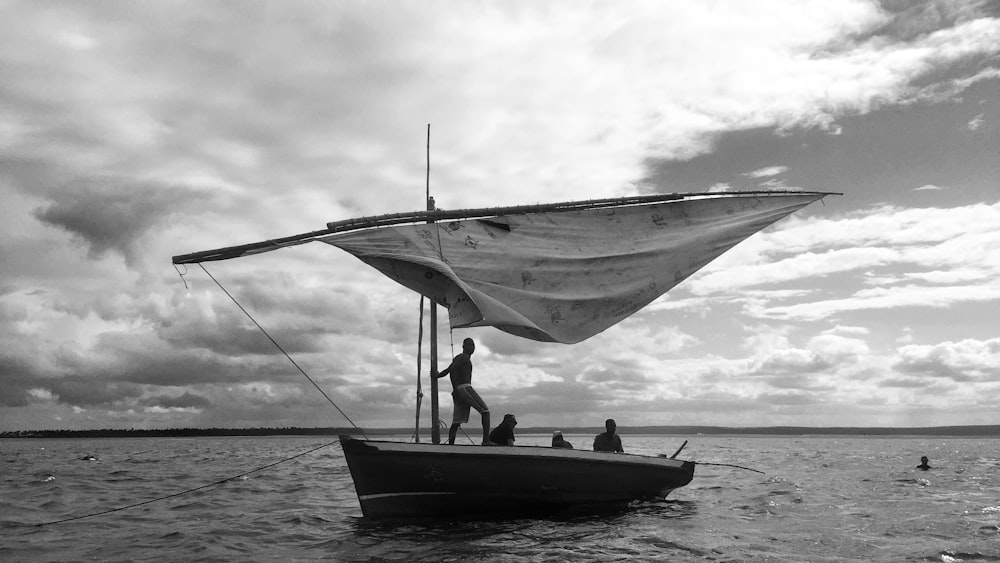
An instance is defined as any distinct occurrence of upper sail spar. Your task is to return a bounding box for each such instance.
[174,191,835,344]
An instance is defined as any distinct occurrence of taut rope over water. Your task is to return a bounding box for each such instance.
[198,263,366,437]
[695,461,765,474]
[36,440,341,526]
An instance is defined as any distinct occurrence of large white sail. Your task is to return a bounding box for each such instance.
[318,192,827,343]
[174,191,833,343]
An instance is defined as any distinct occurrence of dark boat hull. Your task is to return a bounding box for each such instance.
[339,435,694,519]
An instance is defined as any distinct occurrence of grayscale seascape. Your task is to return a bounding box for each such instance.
[3,434,998,562]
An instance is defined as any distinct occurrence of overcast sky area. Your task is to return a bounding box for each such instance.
[2,1,999,432]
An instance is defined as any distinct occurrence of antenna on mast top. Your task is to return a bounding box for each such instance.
[426,123,434,212]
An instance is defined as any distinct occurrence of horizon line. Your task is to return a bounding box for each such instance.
[3,423,998,437]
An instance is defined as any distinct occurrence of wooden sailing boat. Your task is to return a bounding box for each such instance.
[174,187,835,518]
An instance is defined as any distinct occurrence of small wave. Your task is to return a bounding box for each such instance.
[124,458,162,465]
[169,501,212,511]
[280,513,332,526]
[940,550,1000,562]
[278,483,309,494]
[638,536,710,558]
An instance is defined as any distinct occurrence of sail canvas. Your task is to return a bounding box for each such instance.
[320,193,825,344]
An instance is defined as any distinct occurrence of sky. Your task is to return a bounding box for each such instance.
[2,0,999,432]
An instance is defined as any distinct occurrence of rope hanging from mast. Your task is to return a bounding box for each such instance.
[413,296,425,442]
[197,264,366,437]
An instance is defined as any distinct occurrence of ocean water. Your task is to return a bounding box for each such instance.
[2,434,998,562]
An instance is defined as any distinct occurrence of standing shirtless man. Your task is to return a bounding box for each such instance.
[435,338,491,445]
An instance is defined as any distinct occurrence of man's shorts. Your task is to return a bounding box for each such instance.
[451,384,489,424]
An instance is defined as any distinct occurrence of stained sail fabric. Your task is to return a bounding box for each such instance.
[318,193,826,344]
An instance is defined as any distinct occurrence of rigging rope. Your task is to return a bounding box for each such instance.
[173,263,189,290]
[197,264,366,437]
[695,461,765,474]
[36,439,341,526]
[412,296,425,443]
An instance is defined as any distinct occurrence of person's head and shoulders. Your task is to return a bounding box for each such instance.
[438,338,476,386]
[455,338,475,374]
[552,431,573,449]
[916,456,931,470]
[593,418,624,453]
[488,413,517,446]
[460,337,475,358]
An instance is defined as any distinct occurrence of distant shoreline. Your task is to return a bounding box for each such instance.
[2,425,997,439]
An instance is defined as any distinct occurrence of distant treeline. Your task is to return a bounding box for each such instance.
[632,425,1000,437]
[0,427,365,439]
[2,425,998,439]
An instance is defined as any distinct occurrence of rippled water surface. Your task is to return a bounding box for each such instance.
[2,434,998,562]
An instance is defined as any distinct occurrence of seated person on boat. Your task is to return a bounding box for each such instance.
[488,413,517,446]
[593,418,624,453]
[551,431,573,449]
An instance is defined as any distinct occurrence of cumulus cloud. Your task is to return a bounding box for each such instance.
[0,356,39,407]
[745,166,789,178]
[2,1,1000,430]
[685,201,1000,321]
[823,325,871,336]
[895,338,1000,382]
[32,177,206,268]
[768,283,1000,322]
[140,392,212,410]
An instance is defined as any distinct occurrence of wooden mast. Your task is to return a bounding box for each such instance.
[426,124,441,444]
